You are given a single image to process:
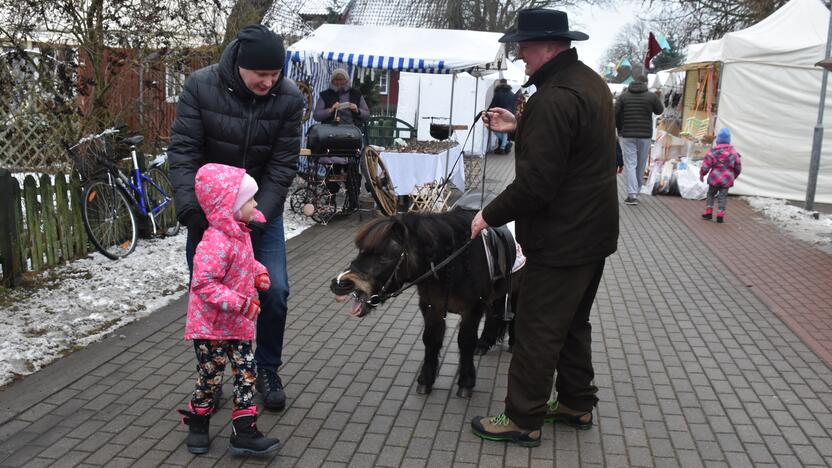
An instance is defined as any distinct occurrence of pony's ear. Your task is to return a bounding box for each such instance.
[389,217,409,244]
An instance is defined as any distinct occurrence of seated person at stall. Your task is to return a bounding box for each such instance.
[312,69,370,211]
[313,68,370,125]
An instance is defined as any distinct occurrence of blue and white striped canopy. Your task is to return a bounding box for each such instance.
[286,24,506,74]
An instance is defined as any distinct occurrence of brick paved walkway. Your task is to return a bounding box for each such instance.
[661,196,832,366]
[1,153,831,467]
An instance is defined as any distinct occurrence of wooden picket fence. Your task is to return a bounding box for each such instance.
[0,169,92,286]
[0,166,179,287]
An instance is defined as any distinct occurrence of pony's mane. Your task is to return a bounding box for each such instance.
[354,210,474,256]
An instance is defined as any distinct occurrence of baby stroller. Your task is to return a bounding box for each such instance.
[290,121,363,224]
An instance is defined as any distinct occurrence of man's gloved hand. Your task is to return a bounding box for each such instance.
[255,273,271,292]
[248,221,267,238]
[242,297,261,321]
[184,211,208,232]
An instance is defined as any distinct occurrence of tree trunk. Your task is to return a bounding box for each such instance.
[222,0,275,48]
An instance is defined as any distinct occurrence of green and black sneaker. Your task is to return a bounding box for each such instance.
[471,413,541,447]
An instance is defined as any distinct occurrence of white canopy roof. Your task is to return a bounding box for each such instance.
[685,0,829,68]
[286,24,506,74]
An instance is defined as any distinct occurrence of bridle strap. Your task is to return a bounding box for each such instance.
[366,238,474,306]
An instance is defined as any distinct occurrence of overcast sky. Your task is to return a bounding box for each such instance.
[570,1,645,71]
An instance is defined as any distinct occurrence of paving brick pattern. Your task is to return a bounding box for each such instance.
[0,152,831,467]
[660,195,832,366]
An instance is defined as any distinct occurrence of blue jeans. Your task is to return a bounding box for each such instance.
[495,132,508,150]
[186,216,289,373]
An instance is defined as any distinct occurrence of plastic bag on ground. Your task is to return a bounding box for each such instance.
[676,160,708,200]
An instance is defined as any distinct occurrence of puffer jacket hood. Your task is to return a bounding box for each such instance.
[195,163,265,239]
[627,81,648,93]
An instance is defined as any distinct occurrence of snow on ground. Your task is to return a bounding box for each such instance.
[0,210,315,387]
[743,196,832,253]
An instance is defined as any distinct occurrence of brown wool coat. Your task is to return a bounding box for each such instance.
[483,48,619,266]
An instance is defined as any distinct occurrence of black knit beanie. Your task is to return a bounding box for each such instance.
[236,24,285,70]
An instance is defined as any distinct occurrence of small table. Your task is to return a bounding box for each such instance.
[380,145,465,195]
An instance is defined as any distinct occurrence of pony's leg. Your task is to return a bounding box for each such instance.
[417,302,445,395]
[457,304,485,398]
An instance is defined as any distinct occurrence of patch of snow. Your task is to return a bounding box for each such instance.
[743,196,832,252]
[0,212,315,387]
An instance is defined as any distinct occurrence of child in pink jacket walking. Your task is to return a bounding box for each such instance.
[700,128,742,223]
[177,163,280,456]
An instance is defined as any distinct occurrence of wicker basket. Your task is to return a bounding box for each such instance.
[70,135,115,180]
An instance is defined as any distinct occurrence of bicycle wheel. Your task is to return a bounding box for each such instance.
[143,167,180,236]
[82,180,138,259]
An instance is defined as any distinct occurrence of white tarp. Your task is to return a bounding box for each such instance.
[395,60,527,156]
[683,0,832,203]
[286,24,506,73]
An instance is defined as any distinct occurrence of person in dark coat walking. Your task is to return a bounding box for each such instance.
[469,8,619,447]
[615,74,664,204]
[168,24,305,413]
[487,79,517,154]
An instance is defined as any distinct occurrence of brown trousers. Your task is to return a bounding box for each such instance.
[505,260,605,429]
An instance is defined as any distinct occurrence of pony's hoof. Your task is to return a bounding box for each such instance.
[473,345,490,356]
[416,384,432,395]
[456,387,473,399]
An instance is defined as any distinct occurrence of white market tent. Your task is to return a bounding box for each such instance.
[284,24,505,142]
[682,0,832,203]
[284,23,506,188]
[285,23,505,75]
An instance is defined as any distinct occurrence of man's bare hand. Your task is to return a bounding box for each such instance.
[470,210,490,239]
[482,107,517,133]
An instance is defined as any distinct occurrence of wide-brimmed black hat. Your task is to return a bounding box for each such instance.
[499,8,589,43]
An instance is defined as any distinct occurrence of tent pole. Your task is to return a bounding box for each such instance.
[472,74,479,155]
[806,7,832,211]
[446,72,457,180]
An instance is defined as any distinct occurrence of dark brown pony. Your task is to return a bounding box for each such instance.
[330,209,513,398]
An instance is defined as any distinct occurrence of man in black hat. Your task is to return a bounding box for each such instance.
[469,8,619,446]
[168,24,304,423]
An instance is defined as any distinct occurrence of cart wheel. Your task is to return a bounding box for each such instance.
[362,147,398,216]
[290,187,315,214]
[311,190,336,224]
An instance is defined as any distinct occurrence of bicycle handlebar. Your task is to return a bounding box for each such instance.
[69,124,127,150]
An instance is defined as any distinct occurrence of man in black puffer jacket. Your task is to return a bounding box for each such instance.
[168,24,304,414]
[615,74,663,205]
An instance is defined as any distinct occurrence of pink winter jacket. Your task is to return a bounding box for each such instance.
[700,143,742,188]
[184,163,267,341]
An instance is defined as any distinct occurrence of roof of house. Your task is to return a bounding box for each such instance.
[342,0,440,28]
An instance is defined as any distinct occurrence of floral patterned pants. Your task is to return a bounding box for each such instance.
[191,339,256,411]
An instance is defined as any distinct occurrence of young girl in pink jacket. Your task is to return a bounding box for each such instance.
[700,128,742,223]
[177,163,280,456]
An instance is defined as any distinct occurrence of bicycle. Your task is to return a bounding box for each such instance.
[66,126,180,259]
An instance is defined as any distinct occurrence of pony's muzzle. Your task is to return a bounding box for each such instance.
[331,271,356,297]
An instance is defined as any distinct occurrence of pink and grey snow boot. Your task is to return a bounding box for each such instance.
[716,210,725,223]
[702,207,713,220]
